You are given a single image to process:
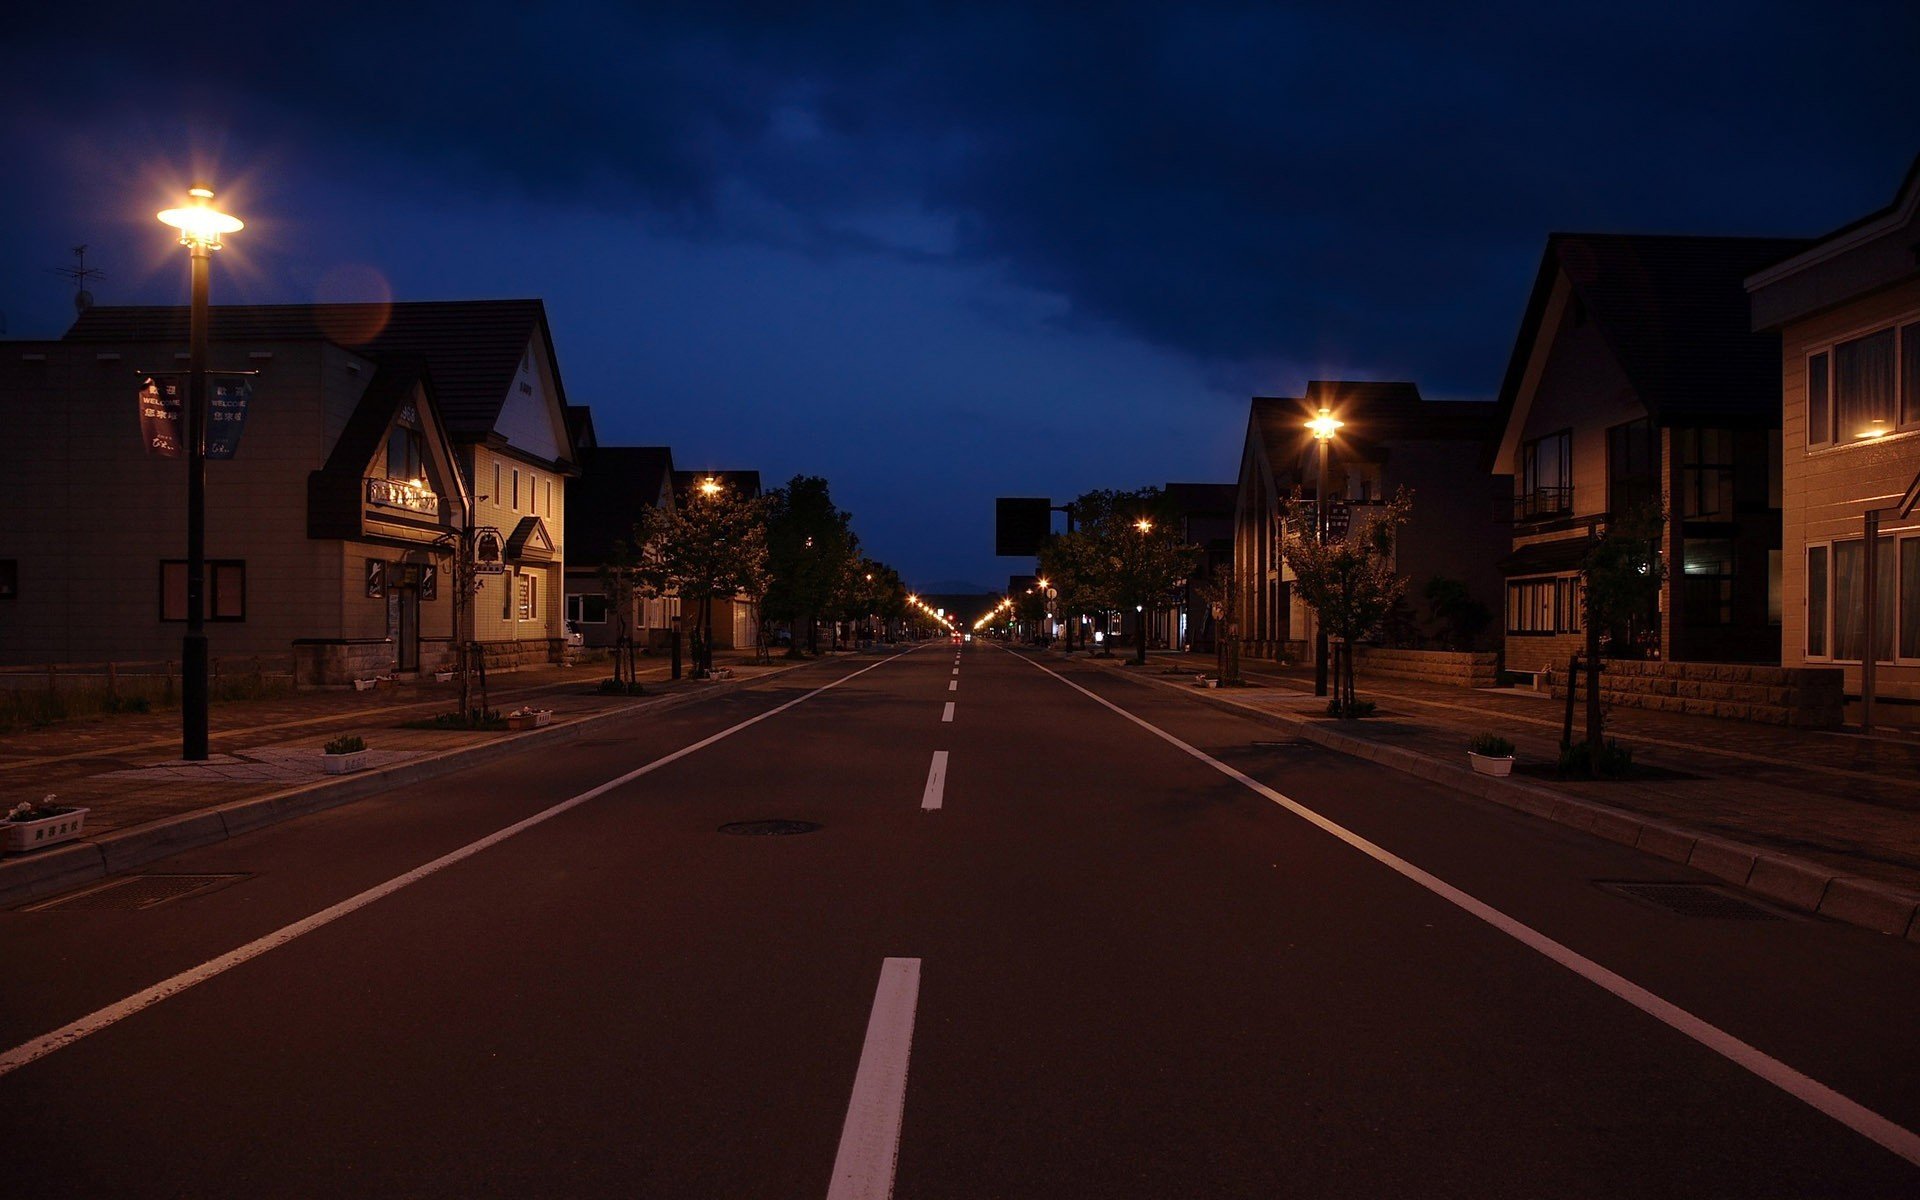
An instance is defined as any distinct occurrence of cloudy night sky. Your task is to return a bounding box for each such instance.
[2,3,1914,591]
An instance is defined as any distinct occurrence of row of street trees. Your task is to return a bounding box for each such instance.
[598,474,928,684]
[1034,488,1202,666]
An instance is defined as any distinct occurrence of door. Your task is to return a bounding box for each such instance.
[397,586,420,671]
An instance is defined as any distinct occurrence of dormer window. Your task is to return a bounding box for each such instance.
[386,424,424,481]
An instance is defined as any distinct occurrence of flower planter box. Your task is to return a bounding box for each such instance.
[321,750,369,775]
[352,678,379,692]
[1468,751,1514,778]
[433,670,455,683]
[4,806,89,854]
[505,711,552,731]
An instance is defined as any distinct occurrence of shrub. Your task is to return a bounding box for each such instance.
[597,678,645,695]
[1559,738,1633,778]
[323,735,366,755]
[1469,733,1514,757]
[403,709,505,731]
[1327,698,1377,719]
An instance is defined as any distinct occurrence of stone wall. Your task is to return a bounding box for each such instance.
[293,639,395,687]
[1548,659,1845,728]
[1354,647,1501,689]
[477,637,562,673]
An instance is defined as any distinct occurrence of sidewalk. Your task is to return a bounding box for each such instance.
[0,648,803,846]
[1097,651,1920,917]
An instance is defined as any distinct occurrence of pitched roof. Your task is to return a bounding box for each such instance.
[63,299,563,441]
[566,445,675,566]
[1496,234,1810,432]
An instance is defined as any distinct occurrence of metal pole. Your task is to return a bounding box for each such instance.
[1862,509,1880,732]
[1314,435,1330,697]
[183,246,211,760]
[1063,504,1076,655]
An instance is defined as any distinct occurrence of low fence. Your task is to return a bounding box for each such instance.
[1353,647,1501,689]
[1547,659,1845,728]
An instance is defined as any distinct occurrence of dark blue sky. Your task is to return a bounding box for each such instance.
[3,3,1913,590]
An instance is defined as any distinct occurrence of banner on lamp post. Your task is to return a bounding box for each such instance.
[137,373,254,459]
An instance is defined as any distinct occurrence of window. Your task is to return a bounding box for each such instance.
[1808,323,1919,445]
[1680,538,1735,626]
[385,424,423,481]
[1516,431,1572,519]
[546,480,554,515]
[567,593,609,624]
[518,573,537,622]
[512,469,521,512]
[1606,419,1657,516]
[0,559,15,599]
[1808,352,1830,446]
[1807,545,1828,657]
[1903,539,1920,661]
[1678,429,1735,520]
[501,570,514,621]
[1505,575,1581,635]
[493,462,502,506]
[160,560,246,622]
[1818,537,1897,663]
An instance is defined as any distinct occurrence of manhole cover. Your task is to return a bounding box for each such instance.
[719,820,822,837]
[23,873,251,912]
[1598,881,1785,920]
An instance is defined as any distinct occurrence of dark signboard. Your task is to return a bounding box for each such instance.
[138,373,252,459]
[138,375,183,458]
[995,497,1053,556]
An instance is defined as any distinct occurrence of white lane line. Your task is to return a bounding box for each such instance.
[920,751,948,811]
[941,701,955,723]
[951,668,959,676]
[826,957,922,1200]
[0,650,917,1081]
[947,681,957,692]
[1009,649,1920,1169]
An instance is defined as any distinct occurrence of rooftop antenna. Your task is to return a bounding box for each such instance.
[48,244,106,315]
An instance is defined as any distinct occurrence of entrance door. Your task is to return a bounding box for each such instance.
[388,585,420,671]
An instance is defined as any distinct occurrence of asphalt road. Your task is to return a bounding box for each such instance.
[3,641,1918,1197]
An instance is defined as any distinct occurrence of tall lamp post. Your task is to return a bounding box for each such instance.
[696,474,723,675]
[1133,516,1154,665]
[1305,406,1343,697]
[157,187,243,761]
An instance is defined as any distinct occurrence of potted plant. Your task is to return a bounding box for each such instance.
[505,706,552,731]
[4,795,89,854]
[1468,733,1515,777]
[433,668,455,683]
[322,734,369,774]
[352,677,379,692]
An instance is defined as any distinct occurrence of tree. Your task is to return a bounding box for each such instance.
[634,487,769,676]
[1280,487,1413,717]
[597,537,644,689]
[763,475,855,656]
[1036,487,1198,661]
[1568,501,1666,771]
[1195,563,1241,684]
[1423,576,1491,651]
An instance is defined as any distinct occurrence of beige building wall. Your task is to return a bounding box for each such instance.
[465,444,565,652]
[1778,276,1920,701]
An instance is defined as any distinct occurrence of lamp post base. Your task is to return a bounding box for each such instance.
[182,631,209,760]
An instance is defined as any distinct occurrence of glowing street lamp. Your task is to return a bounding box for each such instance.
[157,185,242,760]
[698,475,723,498]
[1305,405,1343,697]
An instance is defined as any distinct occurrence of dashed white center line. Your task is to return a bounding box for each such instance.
[951,668,959,676]
[948,680,957,691]
[826,957,922,1200]
[920,750,948,811]
[941,701,955,722]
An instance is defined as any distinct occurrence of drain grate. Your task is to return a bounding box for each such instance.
[719,820,822,837]
[1598,881,1785,920]
[24,873,251,913]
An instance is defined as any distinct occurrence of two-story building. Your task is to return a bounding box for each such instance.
[0,299,578,682]
[1233,381,1506,662]
[1492,234,1808,676]
[565,430,680,649]
[1749,157,1920,717]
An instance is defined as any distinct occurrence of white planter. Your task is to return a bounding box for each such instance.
[322,750,369,775]
[433,670,455,683]
[352,678,378,692]
[1468,751,1514,778]
[4,806,89,853]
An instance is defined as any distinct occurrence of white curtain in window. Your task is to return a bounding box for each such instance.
[1835,329,1897,439]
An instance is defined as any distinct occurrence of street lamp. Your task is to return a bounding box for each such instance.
[1132,517,1154,663]
[1306,405,1343,697]
[157,185,242,761]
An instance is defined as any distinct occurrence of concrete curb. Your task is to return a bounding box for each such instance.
[1086,658,1920,944]
[0,660,821,908]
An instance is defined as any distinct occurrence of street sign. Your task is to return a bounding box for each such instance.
[473,527,507,574]
[1045,587,1058,600]
[995,497,1052,556]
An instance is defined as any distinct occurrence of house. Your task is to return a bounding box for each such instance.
[1492,234,1809,676]
[1749,157,1920,717]
[0,299,579,682]
[1233,382,1506,663]
[565,435,679,649]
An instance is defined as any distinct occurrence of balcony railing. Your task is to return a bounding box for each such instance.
[1500,486,1573,524]
[366,476,440,516]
